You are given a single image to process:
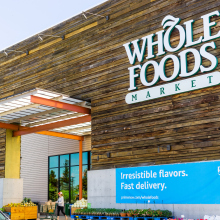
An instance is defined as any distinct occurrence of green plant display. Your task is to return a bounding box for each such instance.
[73,208,172,217]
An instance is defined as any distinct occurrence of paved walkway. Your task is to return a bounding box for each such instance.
[38,216,70,220]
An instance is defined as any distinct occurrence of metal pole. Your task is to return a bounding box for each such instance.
[79,140,83,200]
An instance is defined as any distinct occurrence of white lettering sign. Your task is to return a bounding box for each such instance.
[125,72,220,104]
[124,11,220,104]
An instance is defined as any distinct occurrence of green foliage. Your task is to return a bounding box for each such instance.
[145,209,153,217]
[70,169,88,203]
[60,160,69,184]
[49,170,58,201]
[71,182,79,204]
[21,197,33,205]
[60,160,70,202]
[74,209,172,217]
[74,208,121,215]
[49,160,89,203]
[161,210,172,217]
[82,169,87,191]
[127,209,134,216]
[127,209,172,217]
[153,209,162,217]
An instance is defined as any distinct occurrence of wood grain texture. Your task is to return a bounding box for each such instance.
[0,129,6,177]
[0,0,220,170]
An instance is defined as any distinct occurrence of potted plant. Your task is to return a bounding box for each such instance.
[127,209,134,217]
[145,209,153,217]
[115,209,120,216]
[132,209,139,219]
[120,210,127,217]
[161,210,172,218]
[137,209,144,217]
[153,209,163,220]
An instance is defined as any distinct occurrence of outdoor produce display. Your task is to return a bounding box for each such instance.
[2,198,37,220]
[72,198,88,208]
[72,208,172,218]
[3,202,37,208]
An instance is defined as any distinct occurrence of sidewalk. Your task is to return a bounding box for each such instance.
[38,216,70,220]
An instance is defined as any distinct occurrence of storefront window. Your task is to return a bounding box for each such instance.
[49,168,58,201]
[71,153,79,166]
[82,152,88,164]
[60,167,70,203]
[49,156,59,168]
[48,152,90,203]
[70,166,79,203]
[82,165,88,199]
[60,154,69,167]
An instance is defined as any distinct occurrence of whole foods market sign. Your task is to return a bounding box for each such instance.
[124,11,220,104]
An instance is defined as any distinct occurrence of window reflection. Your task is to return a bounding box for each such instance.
[70,166,79,203]
[48,152,90,203]
[49,168,58,201]
[71,153,79,166]
[83,152,88,165]
[49,156,58,168]
[82,165,88,199]
[60,155,69,167]
[60,165,70,202]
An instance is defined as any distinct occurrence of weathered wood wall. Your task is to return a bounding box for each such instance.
[0,0,220,172]
[0,129,6,177]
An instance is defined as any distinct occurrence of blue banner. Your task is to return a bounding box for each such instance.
[116,161,220,204]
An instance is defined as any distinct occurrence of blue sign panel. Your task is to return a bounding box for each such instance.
[116,161,220,204]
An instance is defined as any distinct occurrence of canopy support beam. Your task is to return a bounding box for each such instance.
[0,121,84,141]
[37,131,84,141]
[13,115,91,136]
[31,95,91,114]
[0,122,19,130]
[79,140,83,200]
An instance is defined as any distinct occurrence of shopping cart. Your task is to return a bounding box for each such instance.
[39,204,57,220]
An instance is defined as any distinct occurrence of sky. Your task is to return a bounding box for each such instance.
[0,0,107,51]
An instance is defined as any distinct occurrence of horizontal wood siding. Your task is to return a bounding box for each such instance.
[0,0,219,170]
[0,129,6,177]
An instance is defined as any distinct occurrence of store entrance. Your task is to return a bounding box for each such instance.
[0,88,91,205]
[49,151,91,203]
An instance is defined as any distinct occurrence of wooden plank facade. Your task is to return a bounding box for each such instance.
[0,129,6,177]
[0,0,220,173]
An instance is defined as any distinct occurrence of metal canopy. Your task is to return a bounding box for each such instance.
[0,88,91,136]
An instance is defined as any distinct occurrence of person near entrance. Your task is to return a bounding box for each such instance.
[56,192,68,220]
[76,194,79,201]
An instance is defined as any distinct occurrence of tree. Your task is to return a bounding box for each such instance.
[60,160,69,183]
[60,160,70,202]
[50,170,58,187]
[82,169,87,191]
[49,170,58,201]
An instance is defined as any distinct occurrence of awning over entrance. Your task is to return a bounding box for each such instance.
[0,88,91,137]
[0,88,91,200]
